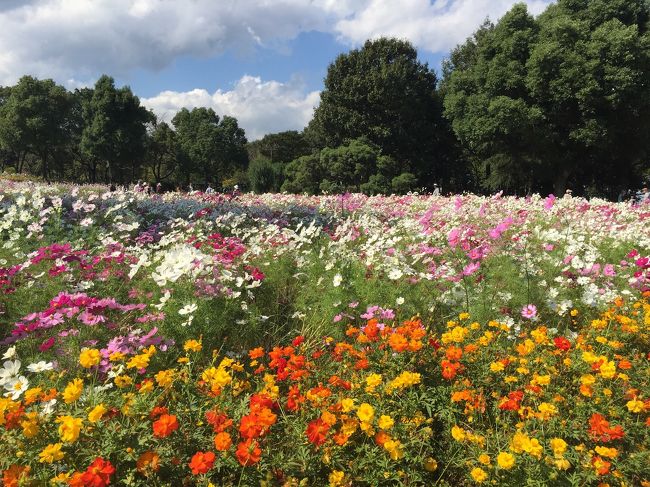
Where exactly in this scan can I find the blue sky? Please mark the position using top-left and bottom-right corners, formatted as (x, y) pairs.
(0, 0), (553, 139)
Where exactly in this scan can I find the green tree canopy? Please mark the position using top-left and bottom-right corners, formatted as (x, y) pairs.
(80, 75), (154, 183)
(442, 0), (650, 195)
(307, 37), (453, 187)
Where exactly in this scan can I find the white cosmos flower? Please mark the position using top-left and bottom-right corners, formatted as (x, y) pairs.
(0, 360), (21, 385)
(2, 346), (16, 360)
(4, 375), (29, 400)
(178, 303), (198, 316)
(388, 268), (403, 280)
(41, 398), (57, 416)
(396, 297), (405, 305)
(332, 274), (343, 287)
(27, 361), (54, 373)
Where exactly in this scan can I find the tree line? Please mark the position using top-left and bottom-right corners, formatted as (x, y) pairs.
(1, 0), (649, 196)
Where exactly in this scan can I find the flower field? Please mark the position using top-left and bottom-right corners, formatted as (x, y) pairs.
(0, 181), (649, 486)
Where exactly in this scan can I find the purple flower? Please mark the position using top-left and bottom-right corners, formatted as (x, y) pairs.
(521, 304), (537, 319)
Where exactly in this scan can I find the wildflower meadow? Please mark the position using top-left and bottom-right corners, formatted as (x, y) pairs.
(0, 181), (648, 486)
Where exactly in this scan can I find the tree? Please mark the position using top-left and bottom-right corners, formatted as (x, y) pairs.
(246, 131), (311, 164)
(281, 154), (323, 194)
(307, 38), (453, 187)
(144, 121), (179, 183)
(319, 138), (378, 192)
(442, 1), (650, 195)
(0, 76), (71, 178)
(80, 75), (154, 183)
(172, 108), (248, 186)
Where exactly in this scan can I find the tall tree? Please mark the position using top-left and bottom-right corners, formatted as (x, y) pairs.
(307, 37), (452, 187)
(172, 107), (248, 186)
(0, 76), (71, 178)
(443, 0), (650, 195)
(80, 75), (153, 183)
(144, 121), (179, 183)
(246, 131), (311, 164)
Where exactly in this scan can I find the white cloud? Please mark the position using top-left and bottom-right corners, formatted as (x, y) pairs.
(0, 1), (554, 86)
(334, 0), (553, 53)
(141, 75), (320, 140)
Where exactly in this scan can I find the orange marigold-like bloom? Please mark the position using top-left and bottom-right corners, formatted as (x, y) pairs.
(239, 414), (264, 439)
(388, 333), (409, 352)
(235, 439), (262, 466)
(214, 432), (232, 451)
(205, 410), (233, 433)
(441, 359), (461, 380)
(79, 457), (115, 487)
(152, 414), (178, 438)
(306, 418), (330, 446)
(248, 347), (265, 359)
(189, 451), (215, 475)
(445, 346), (463, 361)
(2, 464), (30, 487)
(136, 451), (160, 474)
(588, 413), (625, 442)
(591, 455), (611, 475)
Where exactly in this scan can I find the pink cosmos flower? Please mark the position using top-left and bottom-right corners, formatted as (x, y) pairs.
(521, 304), (537, 319)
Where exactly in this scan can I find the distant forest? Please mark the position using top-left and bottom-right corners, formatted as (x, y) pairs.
(1, 0), (649, 197)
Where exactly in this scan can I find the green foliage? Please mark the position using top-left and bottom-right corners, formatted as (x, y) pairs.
(248, 157), (276, 193)
(442, 0), (650, 196)
(172, 107), (248, 187)
(308, 37), (455, 189)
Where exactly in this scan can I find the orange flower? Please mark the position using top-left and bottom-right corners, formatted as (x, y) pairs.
(189, 451), (215, 475)
(235, 439), (262, 466)
(136, 451), (160, 474)
(205, 410), (233, 433)
(2, 465), (30, 487)
(248, 347), (264, 360)
(445, 346), (463, 361)
(588, 413), (625, 443)
(152, 414), (178, 438)
(79, 457), (115, 487)
(239, 414), (263, 439)
(306, 418), (330, 446)
(592, 455), (611, 475)
(214, 432), (232, 451)
(388, 333), (409, 352)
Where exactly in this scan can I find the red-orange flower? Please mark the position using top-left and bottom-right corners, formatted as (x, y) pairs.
(388, 333), (409, 352)
(152, 414), (178, 438)
(235, 439), (262, 466)
(239, 414), (264, 439)
(248, 347), (265, 359)
(306, 418), (330, 446)
(441, 359), (461, 380)
(591, 455), (611, 475)
(205, 410), (233, 433)
(189, 451), (215, 475)
(214, 432), (233, 451)
(79, 457), (115, 487)
(588, 413), (625, 442)
(2, 465), (29, 487)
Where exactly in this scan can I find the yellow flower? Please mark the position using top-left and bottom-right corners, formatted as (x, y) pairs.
(357, 403), (375, 423)
(365, 373), (382, 392)
(79, 348), (101, 368)
(39, 443), (64, 463)
(341, 398), (356, 412)
(114, 375), (133, 388)
(62, 378), (83, 403)
(581, 374), (596, 386)
(139, 380), (154, 394)
(424, 457), (438, 472)
(532, 374), (551, 386)
(127, 353), (151, 370)
(626, 399), (645, 413)
(88, 404), (107, 423)
(322, 410), (337, 426)
(595, 446), (618, 458)
(378, 415), (394, 430)
(202, 366), (232, 389)
(549, 438), (567, 457)
(490, 361), (505, 372)
(109, 351), (125, 362)
(183, 339), (202, 352)
(24, 386), (43, 403)
(470, 467), (488, 483)
(329, 470), (346, 486)
(458, 312), (470, 320)
(56, 415), (82, 443)
(155, 369), (174, 388)
(478, 454), (490, 465)
(497, 452), (515, 469)
(20, 412), (39, 438)
(537, 402), (557, 420)
(554, 458), (571, 470)
(383, 439), (404, 460)
(599, 360), (617, 379)
(451, 425), (466, 442)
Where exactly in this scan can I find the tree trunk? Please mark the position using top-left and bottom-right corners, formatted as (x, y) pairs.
(553, 168), (570, 196)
